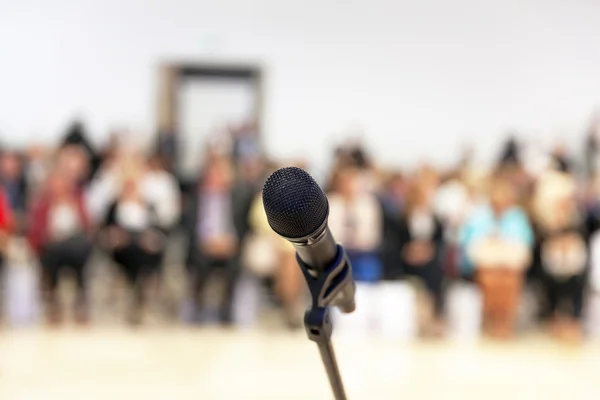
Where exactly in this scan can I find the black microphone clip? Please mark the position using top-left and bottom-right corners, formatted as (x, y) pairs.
(299, 244), (356, 341)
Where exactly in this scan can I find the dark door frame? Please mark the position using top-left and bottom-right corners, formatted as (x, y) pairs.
(156, 62), (264, 170)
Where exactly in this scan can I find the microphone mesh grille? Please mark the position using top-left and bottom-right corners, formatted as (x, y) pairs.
(262, 167), (328, 238)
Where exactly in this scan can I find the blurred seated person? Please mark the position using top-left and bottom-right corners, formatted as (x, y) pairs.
(380, 172), (407, 280)
(102, 178), (168, 325)
(434, 168), (487, 277)
(86, 135), (146, 222)
(459, 175), (533, 338)
(245, 191), (304, 328)
(0, 150), (26, 229)
(0, 150), (26, 211)
(183, 156), (254, 325)
(28, 171), (93, 325)
(379, 172), (406, 215)
(0, 184), (15, 271)
(532, 167), (587, 342)
(502, 162), (532, 204)
(86, 141), (180, 232)
(328, 167), (382, 282)
(397, 181), (445, 336)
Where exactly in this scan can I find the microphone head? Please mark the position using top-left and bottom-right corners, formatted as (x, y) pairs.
(262, 166), (328, 239)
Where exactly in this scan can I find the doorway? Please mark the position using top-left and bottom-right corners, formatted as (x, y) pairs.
(156, 63), (264, 183)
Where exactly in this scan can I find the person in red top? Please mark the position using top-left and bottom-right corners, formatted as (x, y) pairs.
(0, 186), (15, 266)
(28, 171), (92, 325)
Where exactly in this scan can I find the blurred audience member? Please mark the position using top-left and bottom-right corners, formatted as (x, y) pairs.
(502, 163), (532, 205)
(532, 167), (586, 342)
(0, 151), (27, 219)
(328, 167), (382, 282)
(398, 181), (445, 336)
(102, 178), (168, 325)
(246, 191), (304, 328)
(380, 172), (406, 215)
(0, 183), (15, 321)
(434, 170), (470, 237)
(57, 145), (91, 188)
(28, 172), (93, 325)
(183, 157), (254, 325)
(86, 137), (147, 224)
(0, 183), (15, 263)
(238, 157), (266, 191)
(435, 168), (487, 277)
(380, 173), (407, 280)
(459, 175), (533, 338)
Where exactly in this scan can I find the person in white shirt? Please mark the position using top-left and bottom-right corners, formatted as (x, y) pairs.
(87, 149), (180, 233)
(532, 167), (587, 343)
(89, 147), (181, 324)
(327, 167), (383, 282)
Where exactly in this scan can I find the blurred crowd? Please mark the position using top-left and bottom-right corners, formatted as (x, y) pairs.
(2, 115), (600, 343)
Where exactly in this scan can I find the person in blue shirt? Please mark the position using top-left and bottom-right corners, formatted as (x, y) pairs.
(459, 175), (534, 338)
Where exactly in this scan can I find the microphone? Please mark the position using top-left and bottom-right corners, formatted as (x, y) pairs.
(262, 166), (356, 313)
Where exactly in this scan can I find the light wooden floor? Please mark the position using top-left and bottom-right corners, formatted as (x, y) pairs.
(0, 327), (599, 400)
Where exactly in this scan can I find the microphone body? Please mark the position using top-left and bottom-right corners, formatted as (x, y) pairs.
(262, 167), (356, 313)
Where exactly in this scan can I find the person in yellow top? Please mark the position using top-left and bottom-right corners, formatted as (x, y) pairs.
(245, 193), (304, 328)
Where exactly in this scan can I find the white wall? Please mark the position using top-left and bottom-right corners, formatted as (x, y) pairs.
(1, 0), (600, 172)
(178, 79), (256, 177)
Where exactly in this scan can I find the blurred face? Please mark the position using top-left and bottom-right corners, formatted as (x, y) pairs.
(0, 153), (21, 180)
(554, 197), (574, 224)
(416, 165), (440, 198)
(203, 161), (232, 191)
(490, 181), (515, 213)
(58, 146), (89, 182)
(47, 173), (72, 198)
(148, 156), (164, 171)
(412, 187), (430, 210)
(239, 159), (262, 183)
(405, 182), (431, 215)
(553, 141), (567, 156)
(389, 177), (405, 199)
(337, 171), (359, 198)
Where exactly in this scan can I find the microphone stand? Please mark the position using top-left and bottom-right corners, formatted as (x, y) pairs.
(305, 308), (347, 400)
(297, 245), (355, 400)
